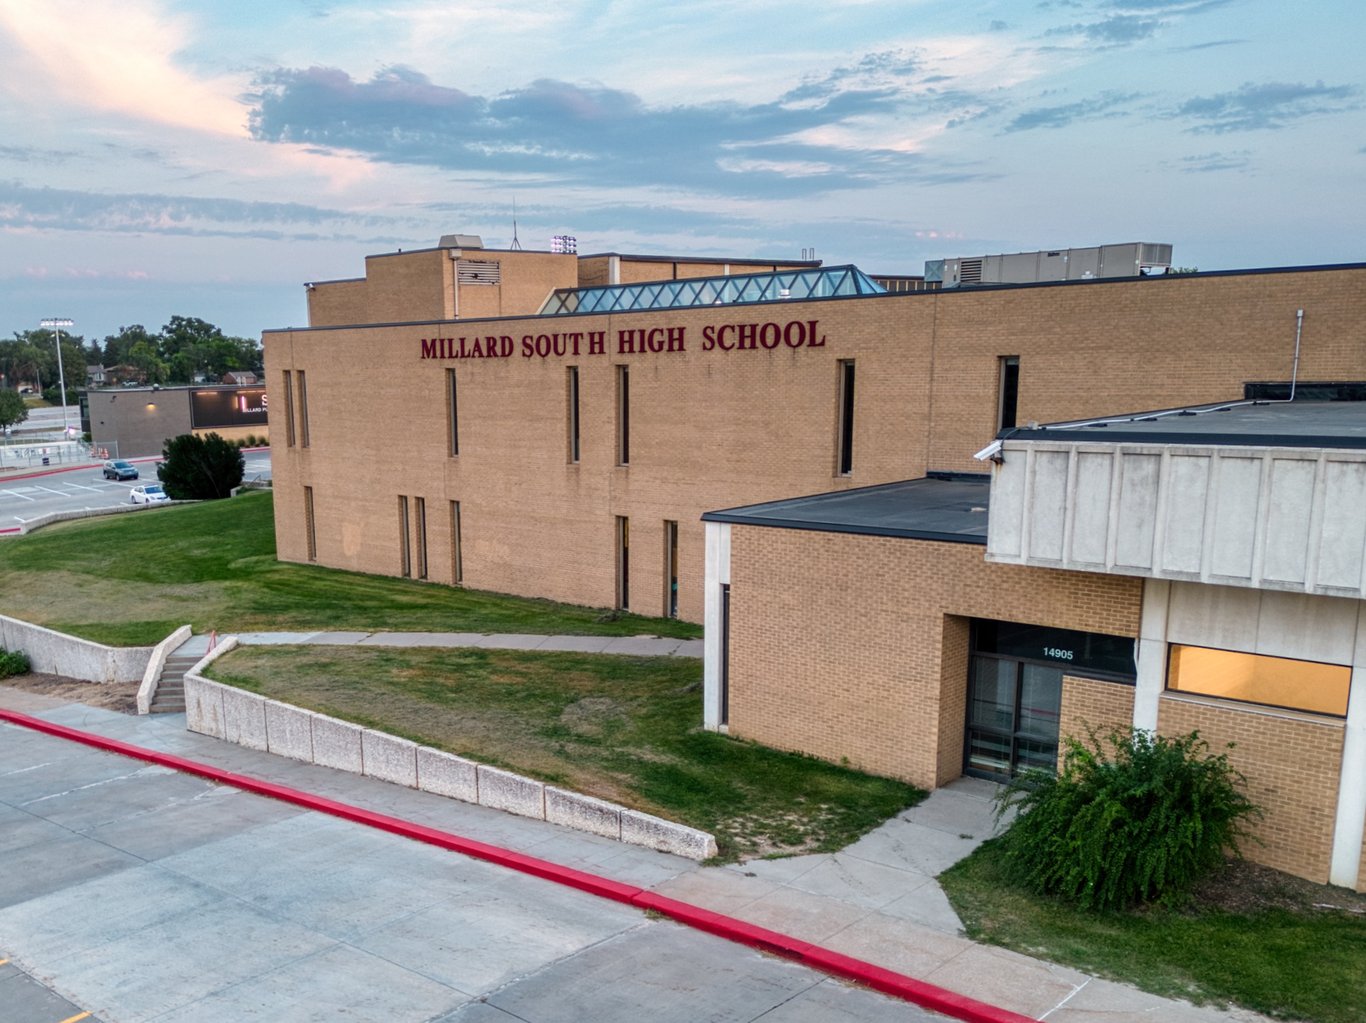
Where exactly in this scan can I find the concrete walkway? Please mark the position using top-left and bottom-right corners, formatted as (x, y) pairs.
(10, 629), (1275, 1022)
(179, 631), (704, 658)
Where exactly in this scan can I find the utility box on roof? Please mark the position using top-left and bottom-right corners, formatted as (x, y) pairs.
(928, 242), (1173, 287)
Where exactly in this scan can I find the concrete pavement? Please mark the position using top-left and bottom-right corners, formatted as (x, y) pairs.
(0, 681), (1274, 1023)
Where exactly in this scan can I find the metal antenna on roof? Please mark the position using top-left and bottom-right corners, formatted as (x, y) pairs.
(510, 198), (522, 250)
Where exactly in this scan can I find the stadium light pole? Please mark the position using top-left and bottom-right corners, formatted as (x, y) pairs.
(39, 317), (74, 440)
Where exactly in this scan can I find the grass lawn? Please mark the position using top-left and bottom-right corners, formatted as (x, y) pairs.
(941, 840), (1366, 1023)
(206, 643), (923, 861)
(0, 492), (699, 645)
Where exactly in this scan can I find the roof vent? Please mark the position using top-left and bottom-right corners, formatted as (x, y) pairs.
(439, 234), (484, 249)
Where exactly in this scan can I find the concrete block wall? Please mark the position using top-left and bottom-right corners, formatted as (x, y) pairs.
(182, 670), (717, 860)
(0, 612), (154, 683)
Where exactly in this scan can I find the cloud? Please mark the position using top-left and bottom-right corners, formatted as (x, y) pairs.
(1175, 80), (1359, 132)
(1002, 91), (1142, 132)
(1176, 150), (1252, 172)
(1046, 15), (1163, 45)
(245, 63), (960, 197)
(0, 144), (83, 163)
(0, 180), (409, 243)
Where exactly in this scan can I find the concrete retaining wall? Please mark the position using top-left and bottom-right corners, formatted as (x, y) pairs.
(0, 612), (154, 683)
(183, 666), (717, 860)
(0, 503), (150, 538)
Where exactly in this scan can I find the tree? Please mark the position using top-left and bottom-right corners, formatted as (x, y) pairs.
(0, 389), (27, 433)
(157, 433), (245, 500)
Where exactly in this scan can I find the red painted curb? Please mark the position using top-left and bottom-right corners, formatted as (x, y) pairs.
(0, 708), (1036, 1023)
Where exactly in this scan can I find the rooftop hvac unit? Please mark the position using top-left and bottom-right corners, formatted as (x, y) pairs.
(438, 234), (484, 249)
(929, 242), (1173, 287)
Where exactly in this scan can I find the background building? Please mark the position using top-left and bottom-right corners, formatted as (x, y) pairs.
(264, 238), (1366, 888)
(84, 384), (269, 458)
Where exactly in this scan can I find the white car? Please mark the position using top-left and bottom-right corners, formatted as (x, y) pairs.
(130, 484), (170, 505)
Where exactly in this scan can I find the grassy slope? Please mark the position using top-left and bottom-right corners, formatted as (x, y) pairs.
(0, 493), (699, 644)
(209, 643), (923, 861)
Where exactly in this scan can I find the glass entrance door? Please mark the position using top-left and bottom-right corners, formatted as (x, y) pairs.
(965, 656), (1063, 779)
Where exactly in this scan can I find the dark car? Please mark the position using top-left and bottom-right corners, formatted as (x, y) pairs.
(103, 459), (139, 481)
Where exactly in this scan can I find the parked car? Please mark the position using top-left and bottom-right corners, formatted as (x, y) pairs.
(103, 459), (139, 480)
(129, 484), (169, 504)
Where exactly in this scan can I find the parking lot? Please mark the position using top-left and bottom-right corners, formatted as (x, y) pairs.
(0, 453), (271, 531)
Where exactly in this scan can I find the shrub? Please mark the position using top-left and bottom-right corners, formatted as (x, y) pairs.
(157, 432), (245, 500)
(0, 647), (31, 678)
(994, 727), (1259, 912)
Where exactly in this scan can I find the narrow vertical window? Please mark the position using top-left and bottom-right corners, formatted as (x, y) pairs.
(998, 356), (1020, 431)
(414, 497), (428, 580)
(616, 364), (630, 466)
(446, 368), (459, 457)
(297, 369), (310, 448)
(282, 370), (296, 447)
(720, 583), (731, 727)
(836, 360), (855, 476)
(616, 515), (630, 610)
(664, 520), (679, 618)
(303, 485), (316, 561)
(567, 366), (581, 463)
(398, 495), (410, 577)
(450, 500), (463, 583)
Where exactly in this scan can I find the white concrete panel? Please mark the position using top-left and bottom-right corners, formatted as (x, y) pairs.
(703, 521), (730, 731)
(361, 730), (419, 788)
(1208, 456), (1263, 580)
(1166, 582), (1260, 652)
(416, 747), (479, 802)
(1027, 450), (1069, 561)
(1317, 459), (1366, 591)
(1158, 454), (1210, 575)
(1114, 453), (1160, 570)
(1330, 604), (1366, 886)
(1262, 457), (1316, 585)
(264, 700), (315, 763)
(545, 787), (621, 840)
(221, 687), (268, 751)
(986, 452), (1026, 558)
(1069, 451), (1113, 566)
(1254, 590), (1358, 664)
(477, 765), (545, 818)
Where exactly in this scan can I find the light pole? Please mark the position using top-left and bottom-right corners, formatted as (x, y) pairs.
(39, 317), (74, 440)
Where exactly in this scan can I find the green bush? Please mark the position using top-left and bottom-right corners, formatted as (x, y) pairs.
(995, 727), (1259, 912)
(0, 647), (31, 678)
(157, 432), (245, 500)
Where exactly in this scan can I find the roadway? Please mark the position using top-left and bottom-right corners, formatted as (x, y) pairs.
(0, 451), (272, 532)
(0, 703), (935, 1023)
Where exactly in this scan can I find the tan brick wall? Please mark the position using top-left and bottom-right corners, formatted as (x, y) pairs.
(267, 265), (1366, 621)
(1157, 695), (1345, 883)
(454, 251), (578, 319)
(725, 529), (1142, 787)
(925, 269), (1366, 472)
(307, 249), (577, 326)
(1057, 675), (1136, 763)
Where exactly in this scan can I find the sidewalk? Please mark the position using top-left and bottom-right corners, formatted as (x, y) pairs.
(0, 682), (1274, 1023)
(198, 630), (705, 658)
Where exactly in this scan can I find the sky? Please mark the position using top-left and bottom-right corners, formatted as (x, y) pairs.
(1, 0), (1363, 345)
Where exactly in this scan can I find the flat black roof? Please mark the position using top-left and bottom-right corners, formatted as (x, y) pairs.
(1005, 399), (1366, 449)
(702, 474), (989, 543)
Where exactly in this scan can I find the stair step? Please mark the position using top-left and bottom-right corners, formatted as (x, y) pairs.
(149, 703), (186, 714)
